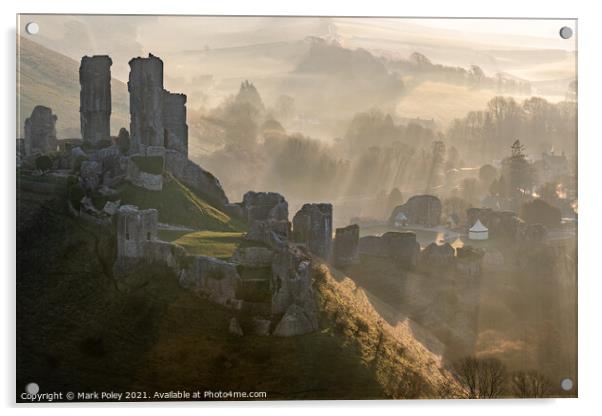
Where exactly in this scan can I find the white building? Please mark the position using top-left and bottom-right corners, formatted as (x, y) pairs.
(468, 219), (489, 240)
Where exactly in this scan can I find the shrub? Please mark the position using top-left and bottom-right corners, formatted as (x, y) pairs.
(520, 198), (561, 228)
(35, 154), (53, 172)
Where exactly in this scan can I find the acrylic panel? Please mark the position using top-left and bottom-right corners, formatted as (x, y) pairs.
(16, 15), (577, 402)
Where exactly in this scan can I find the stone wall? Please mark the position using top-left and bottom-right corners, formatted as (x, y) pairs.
(115, 205), (159, 259)
(241, 191), (289, 249)
(292, 203), (333, 259)
(179, 255), (242, 308)
(389, 195), (441, 227)
(358, 231), (420, 270)
(80, 55), (112, 145)
(24, 106), (58, 155)
(333, 224), (359, 268)
(162, 91), (188, 156)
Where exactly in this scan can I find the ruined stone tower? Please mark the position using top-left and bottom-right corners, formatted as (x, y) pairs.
(128, 54), (165, 153)
(162, 91), (188, 156)
(24, 105), (58, 155)
(292, 203), (333, 259)
(79, 55), (112, 145)
(115, 205), (159, 259)
(128, 54), (188, 156)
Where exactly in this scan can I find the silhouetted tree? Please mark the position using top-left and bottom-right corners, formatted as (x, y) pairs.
(453, 356), (507, 398)
(511, 370), (552, 398)
(35, 154), (53, 173)
(520, 198), (562, 228)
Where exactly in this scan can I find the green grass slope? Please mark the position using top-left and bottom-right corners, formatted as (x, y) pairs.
(117, 174), (245, 232)
(17, 36), (129, 138)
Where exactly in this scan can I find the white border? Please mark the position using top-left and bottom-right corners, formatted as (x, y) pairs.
(2, 1), (601, 415)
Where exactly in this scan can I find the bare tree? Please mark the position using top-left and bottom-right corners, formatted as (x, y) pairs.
(453, 356), (507, 398)
(511, 370), (552, 398)
(477, 357), (507, 398)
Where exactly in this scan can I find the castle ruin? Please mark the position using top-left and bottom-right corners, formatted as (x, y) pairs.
(79, 55), (112, 145)
(292, 203), (333, 259)
(24, 105), (58, 155)
(128, 54), (188, 156)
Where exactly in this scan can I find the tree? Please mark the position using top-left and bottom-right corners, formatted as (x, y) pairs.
(35, 154), (53, 173)
(511, 370), (552, 398)
(453, 356), (507, 398)
(386, 188), (403, 214)
(520, 198), (561, 228)
(479, 164), (498, 185)
(502, 140), (534, 196)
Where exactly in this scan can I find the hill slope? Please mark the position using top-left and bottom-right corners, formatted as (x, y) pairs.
(17, 36), (129, 138)
(17, 185), (459, 401)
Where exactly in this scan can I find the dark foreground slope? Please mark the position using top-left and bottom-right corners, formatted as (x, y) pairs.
(17, 186), (458, 401)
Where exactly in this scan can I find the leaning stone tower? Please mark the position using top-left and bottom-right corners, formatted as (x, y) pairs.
(79, 55), (112, 145)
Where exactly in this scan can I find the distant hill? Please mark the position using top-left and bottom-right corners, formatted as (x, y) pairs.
(17, 36), (129, 138)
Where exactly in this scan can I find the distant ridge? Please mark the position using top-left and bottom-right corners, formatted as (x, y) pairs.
(17, 36), (129, 138)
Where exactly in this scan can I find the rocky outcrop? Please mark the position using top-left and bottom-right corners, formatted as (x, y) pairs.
(358, 231), (420, 270)
(333, 224), (359, 268)
(80, 55), (112, 145)
(24, 105), (58, 155)
(292, 203), (333, 259)
(273, 304), (318, 337)
(389, 195), (441, 227)
(270, 246), (318, 336)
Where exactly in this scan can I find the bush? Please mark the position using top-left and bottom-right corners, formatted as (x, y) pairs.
(520, 198), (561, 228)
(35, 154), (53, 172)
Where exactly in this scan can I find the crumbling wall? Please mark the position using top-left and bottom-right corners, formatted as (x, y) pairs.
(241, 191), (289, 249)
(80, 55), (112, 145)
(292, 203), (333, 259)
(115, 205), (159, 259)
(179, 255), (242, 308)
(24, 106), (58, 155)
(358, 231), (420, 270)
(333, 224), (359, 268)
(162, 91), (188, 156)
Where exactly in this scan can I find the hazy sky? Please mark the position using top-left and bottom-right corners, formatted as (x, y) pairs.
(18, 15), (576, 81)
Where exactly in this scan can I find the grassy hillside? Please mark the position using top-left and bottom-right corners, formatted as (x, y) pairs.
(170, 230), (244, 259)
(117, 174), (245, 232)
(17, 36), (129, 138)
(17, 184), (459, 401)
